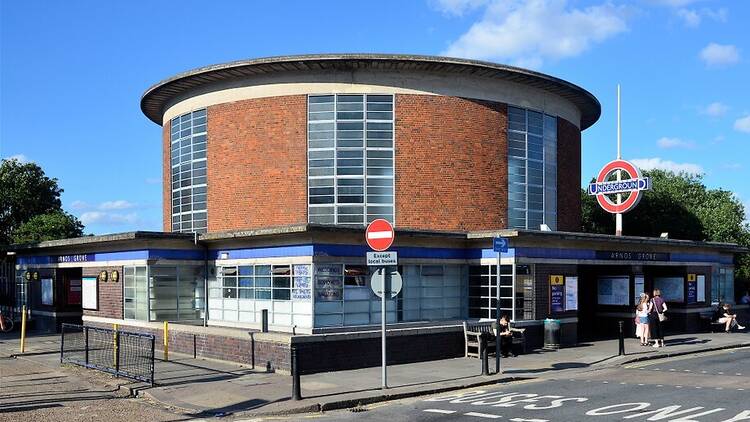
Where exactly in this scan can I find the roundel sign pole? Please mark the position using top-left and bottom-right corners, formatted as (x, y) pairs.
(588, 159), (651, 235)
(365, 218), (397, 389)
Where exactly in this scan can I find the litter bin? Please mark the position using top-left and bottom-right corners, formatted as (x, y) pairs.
(543, 318), (561, 350)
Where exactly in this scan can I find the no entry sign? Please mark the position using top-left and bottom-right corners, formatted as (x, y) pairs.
(366, 219), (394, 251)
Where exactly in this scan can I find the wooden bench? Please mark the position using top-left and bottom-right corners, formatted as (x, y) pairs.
(463, 321), (526, 358)
(699, 312), (725, 332)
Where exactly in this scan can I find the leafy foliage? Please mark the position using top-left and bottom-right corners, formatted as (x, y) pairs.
(0, 158), (84, 245)
(12, 211), (84, 244)
(582, 169), (750, 287)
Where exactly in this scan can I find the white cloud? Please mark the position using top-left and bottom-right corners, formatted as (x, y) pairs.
(676, 8), (700, 27)
(734, 115), (750, 133)
(631, 157), (704, 175)
(675, 7), (727, 27)
(70, 200), (90, 210)
(648, 0), (702, 6)
(145, 177), (161, 185)
(701, 102), (729, 117)
(656, 137), (695, 149)
(430, 0), (488, 16)
(721, 162), (742, 170)
(98, 200), (136, 210)
(71, 199), (138, 211)
(441, 0), (629, 68)
(703, 7), (728, 23)
(699, 43), (740, 67)
(3, 154), (30, 163)
(79, 211), (139, 226)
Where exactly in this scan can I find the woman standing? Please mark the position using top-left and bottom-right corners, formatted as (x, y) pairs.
(636, 294), (652, 346)
(649, 289), (667, 348)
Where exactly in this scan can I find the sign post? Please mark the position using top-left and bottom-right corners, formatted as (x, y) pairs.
(366, 219), (396, 389)
(493, 237), (508, 374)
(586, 86), (651, 236)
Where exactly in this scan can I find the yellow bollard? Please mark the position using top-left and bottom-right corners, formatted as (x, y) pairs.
(163, 321), (169, 361)
(113, 324), (119, 368)
(20, 305), (27, 353)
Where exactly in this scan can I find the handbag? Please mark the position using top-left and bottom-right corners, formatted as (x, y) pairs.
(658, 312), (667, 322)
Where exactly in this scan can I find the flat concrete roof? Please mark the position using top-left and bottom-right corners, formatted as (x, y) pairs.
(141, 53), (601, 129)
(8, 226), (745, 254)
(8, 231), (197, 251)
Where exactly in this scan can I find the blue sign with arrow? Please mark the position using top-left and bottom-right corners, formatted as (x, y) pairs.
(493, 237), (508, 253)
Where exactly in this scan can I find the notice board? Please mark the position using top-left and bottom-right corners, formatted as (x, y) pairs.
(598, 276), (630, 305)
(82, 277), (98, 310)
(565, 276), (578, 311)
(550, 275), (565, 313)
(654, 277), (684, 302)
(41, 278), (54, 306)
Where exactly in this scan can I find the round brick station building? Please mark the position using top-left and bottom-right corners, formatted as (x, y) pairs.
(5, 55), (743, 374)
(141, 54), (599, 235)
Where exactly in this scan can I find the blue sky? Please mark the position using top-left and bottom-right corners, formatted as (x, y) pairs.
(1, 0), (748, 234)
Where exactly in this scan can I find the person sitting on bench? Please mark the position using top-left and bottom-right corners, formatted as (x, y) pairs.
(718, 303), (746, 332)
(494, 315), (514, 357)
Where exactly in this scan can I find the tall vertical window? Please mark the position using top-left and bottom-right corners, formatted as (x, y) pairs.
(123, 266), (148, 320)
(170, 109), (207, 233)
(507, 106), (557, 230)
(307, 94), (394, 226)
(468, 264), (530, 320)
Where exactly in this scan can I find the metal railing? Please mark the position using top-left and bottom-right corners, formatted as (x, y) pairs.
(61, 323), (155, 385)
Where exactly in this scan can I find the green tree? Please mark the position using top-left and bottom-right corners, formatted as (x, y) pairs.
(0, 158), (84, 245)
(582, 169), (750, 287)
(12, 211), (84, 244)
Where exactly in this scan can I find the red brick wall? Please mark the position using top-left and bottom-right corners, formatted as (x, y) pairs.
(557, 118), (582, 232)
(395, 95), (508, 231)
(82, 267), (123, 319)
(159, 94), (584, 234)
(206, 95), (308, 232)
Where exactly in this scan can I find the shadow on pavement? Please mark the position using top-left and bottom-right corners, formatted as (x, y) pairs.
(664, 337), (711, 346)
(189, 398), (279, 418)
(0, 403), (64, 413)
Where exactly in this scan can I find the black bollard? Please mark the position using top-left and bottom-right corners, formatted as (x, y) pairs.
(291, 345), (302, 400)
(480, 333), (489, 376)
(261, 309), (269, 333)
(618, 320), (625, 356)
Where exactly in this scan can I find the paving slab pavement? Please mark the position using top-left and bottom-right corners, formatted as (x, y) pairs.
(2, 330), (748, 418)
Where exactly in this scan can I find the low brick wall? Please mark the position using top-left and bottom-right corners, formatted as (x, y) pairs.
(83, 319), (477, 375)
(293, 330), (465, 375)
(81, 319), (589, 375)
(84, 321), (291, 373)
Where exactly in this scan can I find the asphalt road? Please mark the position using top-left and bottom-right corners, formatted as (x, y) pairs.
(315, 347), (750, 422)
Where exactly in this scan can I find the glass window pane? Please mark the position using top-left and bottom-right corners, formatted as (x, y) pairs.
(308, 94), (393, 227)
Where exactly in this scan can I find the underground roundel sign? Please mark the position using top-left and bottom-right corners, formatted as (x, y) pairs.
(366, 219), (394, 251)
(588, 159), (651, 214)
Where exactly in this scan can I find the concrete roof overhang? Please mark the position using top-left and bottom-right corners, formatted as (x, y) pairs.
(7, 226), (745, 256)
(141, 53), (602, 129)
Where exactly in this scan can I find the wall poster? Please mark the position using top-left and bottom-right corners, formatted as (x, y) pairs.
(597, 276), (630, 305)
(565, 276), (578, 311)
(697, 275), (706, 302)
(653, 277), (685, 302)
(634, 275), (645, 304)
(82, 277), (98, 310)
(550, 275), (565, 313)
(41, 278), (54, 306)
